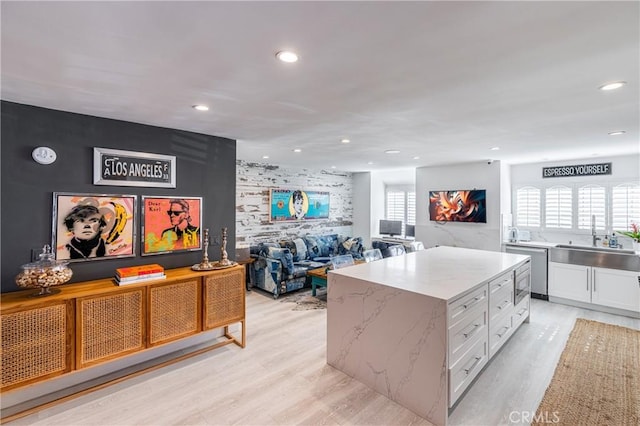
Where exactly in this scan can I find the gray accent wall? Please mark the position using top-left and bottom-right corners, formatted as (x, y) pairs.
(1, 101), (236, 293)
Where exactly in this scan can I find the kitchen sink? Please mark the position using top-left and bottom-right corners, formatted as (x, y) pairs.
(551, 245), (640, 272)
(554, 244), (635, 255)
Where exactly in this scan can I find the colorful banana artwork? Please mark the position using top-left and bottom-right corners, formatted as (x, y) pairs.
(53, 193), (136, 261)
(105, 202), (128, 244)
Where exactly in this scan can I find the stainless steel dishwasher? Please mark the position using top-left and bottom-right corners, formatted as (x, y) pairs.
(505, 244), (549, 300)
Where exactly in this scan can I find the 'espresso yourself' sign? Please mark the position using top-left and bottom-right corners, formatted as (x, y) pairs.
(93, 147), (176, 188)
(542, 162), (612, 178)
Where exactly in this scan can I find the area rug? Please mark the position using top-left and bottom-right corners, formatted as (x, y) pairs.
(533, 318), (640, 425)
(279, 289), (327, 311)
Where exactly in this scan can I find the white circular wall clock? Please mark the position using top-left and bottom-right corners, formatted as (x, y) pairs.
(32, 146), (57, 165)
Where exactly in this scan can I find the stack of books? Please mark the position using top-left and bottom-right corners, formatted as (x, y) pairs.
(115, 264), (166, 285)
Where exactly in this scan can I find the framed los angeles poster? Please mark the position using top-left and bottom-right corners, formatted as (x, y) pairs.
(269, 189), (330, 222)
(141, 196), (202, 256)
(52, 193), (137, 261)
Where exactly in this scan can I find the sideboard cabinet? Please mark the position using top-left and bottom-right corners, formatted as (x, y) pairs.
(1, 266), (245, 392)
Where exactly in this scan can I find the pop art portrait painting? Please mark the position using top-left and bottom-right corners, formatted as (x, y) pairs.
(142, 196), (202, 255)
(53, 193), (136, 261)
(269, 189), (330, 222)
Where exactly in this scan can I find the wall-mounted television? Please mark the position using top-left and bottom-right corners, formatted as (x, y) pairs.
(428, 190), (487, 223)
(379, 219), (402, 236)
(405, 224), (415, 238)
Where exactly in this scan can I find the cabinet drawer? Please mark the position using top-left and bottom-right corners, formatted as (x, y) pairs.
(449, 336), (488, 407)
(489, 311), (513, 358)
(512, 295), (530, 330)
(448, 285), (488, 327)
(489, 271), (513, 293)
(449, 302), (488, 366)
(489, 283), (514, 323)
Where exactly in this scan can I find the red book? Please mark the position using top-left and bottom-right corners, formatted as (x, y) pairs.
(116, 264), (164, 278)
(115, 273), (166, 285)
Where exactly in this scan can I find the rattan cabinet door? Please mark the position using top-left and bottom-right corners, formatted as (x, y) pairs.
(1, 301), (73, 390)
(148, 279), (201, 346)
(76, 288), (145, 368)
(203, 268), (245, 330)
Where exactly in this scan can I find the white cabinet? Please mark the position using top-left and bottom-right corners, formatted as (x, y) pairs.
(549, 261), (640, 313)
(548, 262), (590, 303)
(592, 267), (640, 312)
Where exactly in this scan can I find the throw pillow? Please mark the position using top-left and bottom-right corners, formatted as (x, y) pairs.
(304, 236), (320, 259)
(318, 234), (339, 256)
(279, 240), (298, 261)
(293, 238), (308, 261)
(256, 242), (279, 257)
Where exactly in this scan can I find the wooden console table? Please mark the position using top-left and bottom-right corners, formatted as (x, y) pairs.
(1, 265), (245, 419)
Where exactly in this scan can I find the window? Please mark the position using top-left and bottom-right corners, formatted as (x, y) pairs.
(385, 186), (416, 235)
(612, 183), (640, 231)
(545, 186), (572, 229)
(407, 192), (416, 225)
(515, 186), (540, 227)
(577, 185), (605, 230)
(514, 179), (639, 233)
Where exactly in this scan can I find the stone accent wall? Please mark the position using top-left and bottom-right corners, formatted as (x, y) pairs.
(236, 160), (353, 244)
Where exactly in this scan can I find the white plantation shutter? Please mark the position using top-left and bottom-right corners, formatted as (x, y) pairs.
(385, 187), (416, 236)
(515, 186), (541, 227)
(386, 191), (405, 222)
(407, 192), (416, 225)
(612, 183), (640, 231)
(545, 186), (572, 229)
(578, 185), (605, 230)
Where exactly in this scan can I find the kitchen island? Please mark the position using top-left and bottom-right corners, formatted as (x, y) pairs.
(327, 246), (530, 426)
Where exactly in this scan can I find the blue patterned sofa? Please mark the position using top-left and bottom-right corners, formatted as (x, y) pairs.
(250, 234), (364, 299)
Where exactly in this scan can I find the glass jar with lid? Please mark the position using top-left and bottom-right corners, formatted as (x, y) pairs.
(15, 245), (73, 297)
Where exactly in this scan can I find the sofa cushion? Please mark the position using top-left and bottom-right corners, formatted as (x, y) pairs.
(267, 246), (294, 275)
(293, 238), (308, 261)
(291, 265), (308, 279)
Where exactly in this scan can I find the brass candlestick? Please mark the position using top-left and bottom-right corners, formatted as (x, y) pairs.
(192, 227), (237, 270)
(215, 227), (236, 267)
(192, 228), (215, 270)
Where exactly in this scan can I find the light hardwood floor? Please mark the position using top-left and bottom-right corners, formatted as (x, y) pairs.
(6, 290), (640, 426)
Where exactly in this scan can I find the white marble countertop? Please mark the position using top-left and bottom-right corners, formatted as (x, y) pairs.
(330, 246), (529, 302)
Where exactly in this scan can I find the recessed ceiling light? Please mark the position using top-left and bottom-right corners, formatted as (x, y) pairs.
(262, 155), (269, 159)
(599, 81), (627, 91)
(491, 146), (500, 151)
(341, 139), (350, 144)
(385, 150), (400, 154)
(367, 161), (374, 165)
(276, 51), (298, 63)
(192, 104), (209, 111)
(293, 148), (302, 153)
(608, 130), (626, 136)
(413, 156), (420, 160)
(331, 166), (336, 169)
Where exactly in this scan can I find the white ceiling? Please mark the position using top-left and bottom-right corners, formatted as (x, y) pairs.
(2, 1), (638, 173)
